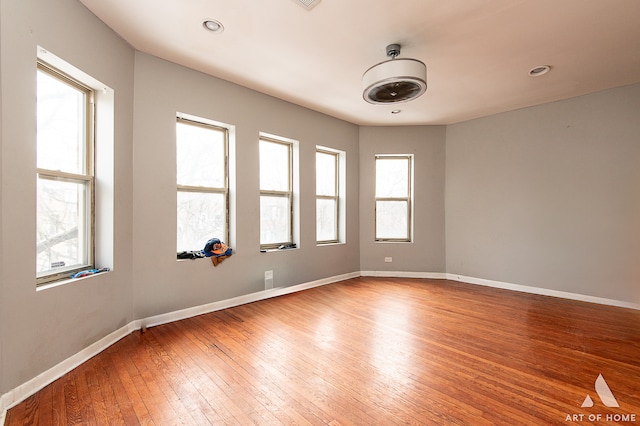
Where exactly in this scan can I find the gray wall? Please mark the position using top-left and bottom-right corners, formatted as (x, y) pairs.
(0, 4), (4, 397)
(446, 84), (640, 304)
(0, 0), (361, 394)
(359, 126), (446, 273)
(131, 52), (361, 320)
(0, 0), (135, 392)
(1, 0), (639, 403)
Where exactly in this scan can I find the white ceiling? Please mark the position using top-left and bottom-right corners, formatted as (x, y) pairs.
(79, 0), (640, 126)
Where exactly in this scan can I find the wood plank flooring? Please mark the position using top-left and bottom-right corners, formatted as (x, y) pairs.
(5, 277), (640, 425)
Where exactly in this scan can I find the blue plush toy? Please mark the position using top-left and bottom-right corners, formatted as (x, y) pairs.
(203, 238), (232, 266)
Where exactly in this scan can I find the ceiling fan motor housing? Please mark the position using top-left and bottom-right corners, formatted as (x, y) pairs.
(362, 58), (427, 104)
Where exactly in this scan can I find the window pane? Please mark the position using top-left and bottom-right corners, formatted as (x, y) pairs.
(177, 122), (225, 187)
(177, 191), (226, 252)
(260, 195), (291, 245)
(376, 157), (409, 197)
(37, 177), (89, 275)
(376, 200), (408, 240)
(316, 198), (337, 242)
(316, 151), (336, 196)
(260, 140), (290, 191)
(37, 70), (86, 174)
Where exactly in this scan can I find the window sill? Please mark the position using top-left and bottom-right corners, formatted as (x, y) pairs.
(36, 270), (112, 292)
(176, 257), (208, 262)
(316, 241), (345, 247)
(260, 246), (298, 253)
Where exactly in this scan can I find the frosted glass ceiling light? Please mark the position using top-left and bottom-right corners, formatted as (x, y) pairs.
(363, 43), (427, 104)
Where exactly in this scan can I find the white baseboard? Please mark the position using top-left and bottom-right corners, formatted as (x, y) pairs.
(360, 270), (639, 310)
(446, 273), (640, 311)
(143, 271), (360, 328)
(2, 269), (637, 423)
(0, 322), (140, 424)
(0, 271), (359, 420)
(360, 270), (447, 279)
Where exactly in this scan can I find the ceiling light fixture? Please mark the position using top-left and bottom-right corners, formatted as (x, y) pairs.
(202, 19), (224, 33)
(363, 43), (427, 104)
(528, 65), (551, 77)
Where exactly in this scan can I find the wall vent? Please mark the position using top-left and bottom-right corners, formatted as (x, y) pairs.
(265, 270), (274, 290)
(293, 0), (321, 10)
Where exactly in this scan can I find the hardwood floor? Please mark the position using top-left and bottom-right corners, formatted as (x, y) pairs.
(5, 277), (640, 425)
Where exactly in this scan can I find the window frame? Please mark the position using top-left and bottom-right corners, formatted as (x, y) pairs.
(176, 116), (230, 252)
(36, 61), (96, 284)
(374, 154), (413, 242)
(315, 148), (340, 244)
(259, 136), (294, 250)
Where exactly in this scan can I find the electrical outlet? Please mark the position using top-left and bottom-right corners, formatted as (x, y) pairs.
(384, 257), (393, 263)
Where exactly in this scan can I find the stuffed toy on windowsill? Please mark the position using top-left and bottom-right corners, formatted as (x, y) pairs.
(203, 238), (233, 267)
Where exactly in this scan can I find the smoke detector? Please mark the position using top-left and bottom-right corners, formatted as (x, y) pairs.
(362, 44), (427, 104)
(293, 0), (321, 10)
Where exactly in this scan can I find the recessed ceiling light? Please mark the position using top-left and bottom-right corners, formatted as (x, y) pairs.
(529, 65), (551, 77)
(202, 19), (224, 33)
(391, 109), (402, 114)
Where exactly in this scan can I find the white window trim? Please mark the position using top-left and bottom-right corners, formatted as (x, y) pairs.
(374, 154), (413, 243)
(259, 133), (299, 251)
(36, 61), (95, 284)
(36, 47), (114, 287)
(176, 115), (230, 251)
(316, 146), (346, 245)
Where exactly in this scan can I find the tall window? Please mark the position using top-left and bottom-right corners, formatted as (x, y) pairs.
(259, 137), (293, 249)
(176, 116), (229, 252)
(316, 148), (339, 244)
(375, 155), (413, 242)
(36, 62), (95, 283)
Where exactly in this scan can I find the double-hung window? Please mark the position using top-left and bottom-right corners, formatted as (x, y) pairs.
(375, 154), (413, 242)
(36, 62), (95, 283)
(259, 137), (293, 249)
(316, 148), (339, 244)
(176, 116), (229, 253)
